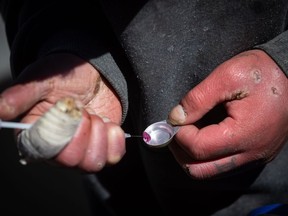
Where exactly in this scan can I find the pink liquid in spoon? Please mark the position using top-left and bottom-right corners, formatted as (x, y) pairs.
(143, 132), (151, 143)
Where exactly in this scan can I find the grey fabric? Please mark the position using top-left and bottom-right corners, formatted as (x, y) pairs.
(255, 31), (288, 77)
(1, 0), (288, 215)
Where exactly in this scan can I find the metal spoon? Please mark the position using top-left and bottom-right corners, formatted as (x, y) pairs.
(142, 120), (180, 148)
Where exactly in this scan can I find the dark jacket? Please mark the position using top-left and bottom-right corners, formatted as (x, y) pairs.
(1, 1), (288, 215)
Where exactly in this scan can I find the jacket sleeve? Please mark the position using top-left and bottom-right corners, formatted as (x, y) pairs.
(0, 0), (128, 122)
(255, 30), (288, 78)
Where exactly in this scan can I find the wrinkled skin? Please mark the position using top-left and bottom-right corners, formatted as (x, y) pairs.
(0, 53), (125, 172)
(168, 49), (288, 180)
(0, 50), (287, 178)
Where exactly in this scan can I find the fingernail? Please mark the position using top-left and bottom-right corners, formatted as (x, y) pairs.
(108, 154), (122, 164)
(168, 105), (187, 124)
(0, 96), (15, 116)
(101, 116), (111, 123)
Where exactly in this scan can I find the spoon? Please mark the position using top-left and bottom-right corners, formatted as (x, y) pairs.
(142, 120), (180, 148)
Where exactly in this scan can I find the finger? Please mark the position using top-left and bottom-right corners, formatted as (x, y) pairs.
(168, 78), (225, 125)
(184, 154), (241, 179)
(0, 82), (48, 120)
(78, 114), (109, 172)
(170, 141), (246, 179)
(173, 116), (241, 160)
(168, 62), (247, 125)
(55, 110), (91, 167)
(106, 122), (126, 165)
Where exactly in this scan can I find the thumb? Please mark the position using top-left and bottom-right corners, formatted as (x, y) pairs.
(0, 82), (47, 120)
(168, 65), (243, 125)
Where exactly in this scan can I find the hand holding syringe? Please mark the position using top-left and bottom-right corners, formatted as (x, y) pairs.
(0, 119), (178, 146)
(1, 109), (178, 168)
(0, 119), (137, 138)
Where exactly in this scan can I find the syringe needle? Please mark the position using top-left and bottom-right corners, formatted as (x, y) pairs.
(0, 119), (32, 130)
(125, 133), (142, 138)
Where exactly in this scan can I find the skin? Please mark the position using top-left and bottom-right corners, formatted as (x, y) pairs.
(168, 49), (288, 180)
(0, 53), (125, 172)
(0, 50), (287, 179)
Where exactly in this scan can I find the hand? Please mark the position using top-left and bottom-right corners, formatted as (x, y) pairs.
(168, 50), (288, 179)
(0, 53), (126, 172)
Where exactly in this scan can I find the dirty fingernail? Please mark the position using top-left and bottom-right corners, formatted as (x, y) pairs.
(168, 105), (187, 125)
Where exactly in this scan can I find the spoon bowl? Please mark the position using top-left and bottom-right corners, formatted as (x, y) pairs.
(142, 120), (179, 148)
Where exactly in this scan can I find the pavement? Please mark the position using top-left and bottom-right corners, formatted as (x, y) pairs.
(0, 18), (93, 216)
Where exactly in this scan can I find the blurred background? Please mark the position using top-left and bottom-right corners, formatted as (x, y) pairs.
(0, 17), (93, 216)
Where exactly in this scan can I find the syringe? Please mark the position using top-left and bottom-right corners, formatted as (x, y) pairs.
(0, 119), (142, 138)
(0, 119), (32, 130)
